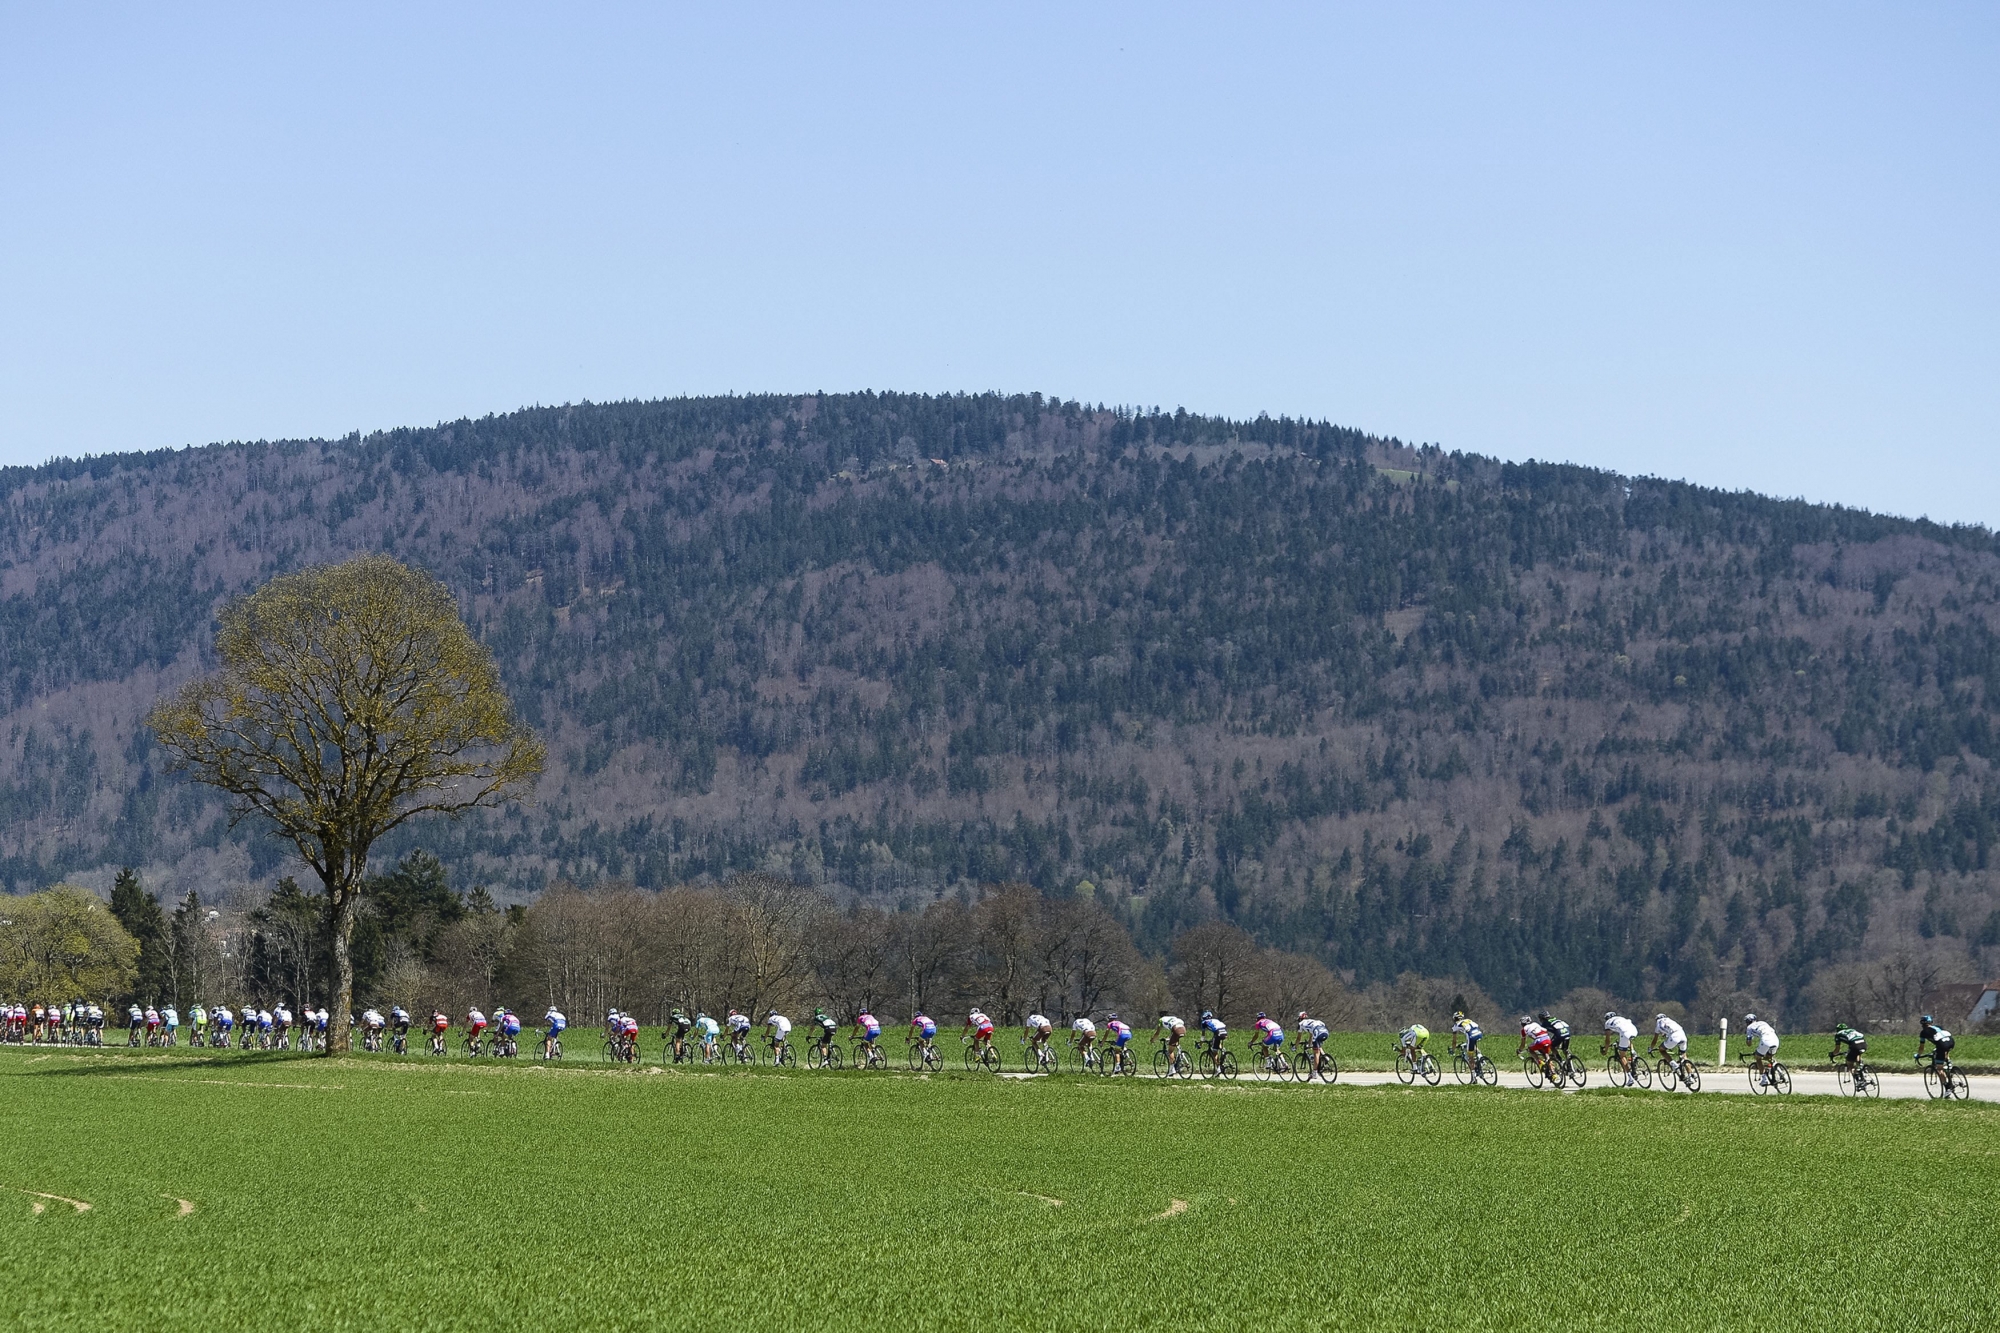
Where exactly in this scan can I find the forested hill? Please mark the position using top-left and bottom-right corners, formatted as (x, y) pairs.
(5, 391), (2000, 1014)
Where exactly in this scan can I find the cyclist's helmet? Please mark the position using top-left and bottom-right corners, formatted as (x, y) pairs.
(1536, 1011), (1552, 1024)
(1603, 1010), (1617, 1020)
(696, 1011), (707, 1021)
(1451, 1010), (1464, 1021)
(1200, 1010), (1213, 1020)
(1106, 1012), (1118, 1021)
(1299, 1011), (1309, 1021)
(1520, 1015), (1533, 1025)
(1256, 1012), (1266, 1020)
(1744, 1012), (1756, 1023)
(1921, 1013), (1933, 1024)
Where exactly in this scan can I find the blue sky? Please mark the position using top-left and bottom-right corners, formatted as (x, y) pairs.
(3, 7), (1995, 522)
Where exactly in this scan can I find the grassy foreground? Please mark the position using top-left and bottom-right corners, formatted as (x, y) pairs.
(5, 1046), (1996, 1332)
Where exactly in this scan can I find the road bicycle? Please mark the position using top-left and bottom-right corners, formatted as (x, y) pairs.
(361, 1028), (383, 1053)
(1450, 1041), (1497, 1087)
(807, 1039), (844, 1070)
(1151, 1040), (1193, 1079)
(1603, 1049), (1652, 1090)
(602, 1035), (638, 1064)
(540, 1035), (564, 1061)
(1100, 1042), (1139, 1076)
(1653, 1049), (1701, 1092)
(493, 1033), (519, 1059)
(852, 1041), (888, 1071)
(1021, 1036), (1060, 1075)
(1830, 1057), (1877, 1098)
(1198, 1041), (1239, 1081)
(462, 1033), (484, 1058)
(1521, 1050), (1561, 1089)
(1916, 1052), (1971, 1101)
(1741, 1053), (1792, 1095)
(392, 1029), (409, 1055)
(906, 1036), (942, 1072)
(960, 1035), (1001, 1073)
(1290, 1043), (1340, 1083)
(429, 1029), (448, 1056)
(766, 1039), (797, 1068)
(727, 1036), (756, 1065)
(1557, 1050), (1589, 1088)
(1252, 1042), (1291, 1078)
(1069, 1035), (1101, 1075)
(1395, 1045), (1441, 1086)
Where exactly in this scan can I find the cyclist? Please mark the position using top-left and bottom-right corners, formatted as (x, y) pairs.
(1158, 1011), (1188, 1067)
(312, 1006), (331, 1050)
(213, 1004), (233, 1048)
(1024, 1012), (1054, 1065)
(963, 1008), (996, 1060)
(499, 1007), (522, 1054)
(256, 1006), (275, 1049)
(1516, 1015), (1553, 1077)
(1450, 1010), (1483, 1067)
(726, 1008), (754, 1057)
(1071, 1014), (1097, 1066)
(1398, 1021), (1431, 1069)
(618, 1009), (641, 1058)
(1648, 1012), (1687, 1066)
(1742, 1012), (1780, 1082)
(543, 1006), (566, 1058)
(813, 1007), (841, 1062)
(360, 1007), (386, 1050)
(1830, 1021), (1867, 1088)
(694, 1011), (721, 1060)
(390, 1005), (411, 1053)
(1539, 1011), (1573, 1063)
(429, 1010), (450, 1054)
(1916, 1014), (1956, 1069)
(853, 1010), (884, 1063)
(277, 1003), (298, 1050)
(1252, 1012), (1284, 1065)
(908, 1010), (938, 1062)
(765, 1010), (793, 1060)
(1298, 1010), (1331, 1075)
(190, 1004), (208, 1046)
(1199, 1010), (1228, 1068)
(127, 1002), (144, 1045)
(465, 1006), (488, 1054)
(1601, 1011), (1639, 1077)
(668, 1008), (693, 1062)
(1105, 1012), (1134, 1071)
(161, 1006), (179, 1047)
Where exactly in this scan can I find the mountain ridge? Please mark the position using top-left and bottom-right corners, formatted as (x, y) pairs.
(4, 391), (1998, 1015)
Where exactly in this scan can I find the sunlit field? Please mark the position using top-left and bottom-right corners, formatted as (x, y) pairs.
(6, 1042), (1997, 1332)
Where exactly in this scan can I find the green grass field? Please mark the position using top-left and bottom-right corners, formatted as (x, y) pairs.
(6, 1044), (1996, 1332)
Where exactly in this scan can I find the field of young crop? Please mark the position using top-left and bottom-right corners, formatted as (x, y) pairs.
(6, 1044), (1996, 1332)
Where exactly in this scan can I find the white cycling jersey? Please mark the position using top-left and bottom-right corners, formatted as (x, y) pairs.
(1605, 1016), (1638, 1045)
(1026, 1014), (1051, 1031)
(1654, 1016), (1687, 1048)
(1299, 1018), (1329, 1040)
(1072, 1018), (1096, 1035)
(727, 1013), (752, 1033)
(767, 1015), (792, 1039)
(1745, 1020), (1778, 1054)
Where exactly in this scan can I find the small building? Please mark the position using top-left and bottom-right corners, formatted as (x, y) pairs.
(1918, 982), (2000, 1031)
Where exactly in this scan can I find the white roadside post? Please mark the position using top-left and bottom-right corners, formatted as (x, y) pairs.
(1719, 1018), (1728, 1074)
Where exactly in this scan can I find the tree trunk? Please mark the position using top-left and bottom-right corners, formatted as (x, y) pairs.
(328, 880), (362, 1054)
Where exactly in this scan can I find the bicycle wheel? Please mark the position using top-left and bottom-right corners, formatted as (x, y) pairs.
(1523, 1057), (1544, 1089)
(1748, 1064), (1768, 1095)
(1452, 1054), (1472, 1085)
(1681, 1062), (1701, 1093)
(1631, 1057), (1652, 1090)
(1565, 1056), (1588, 1089)
(1296, 1051), (1317, 1083)
(1218, 1051), (1238, 1081)
(1044, 1050), (1061, 1075)
(1770, 1063), (1791, 1095)
(1836, 1064), (1858, 1097)
(1950, 1070), (1971, 1101)
(1394, 1052), (1416, 1085)
(1152, 1048), (1171, 1078)
(1271, 1051), (1290, 1077)
(1923, 1065), (1942, 1099)
(1860, 1067), (1878, 1098)
(1419, 1054), (1440, 1086)
(1472, 1054), (1494, 1087)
